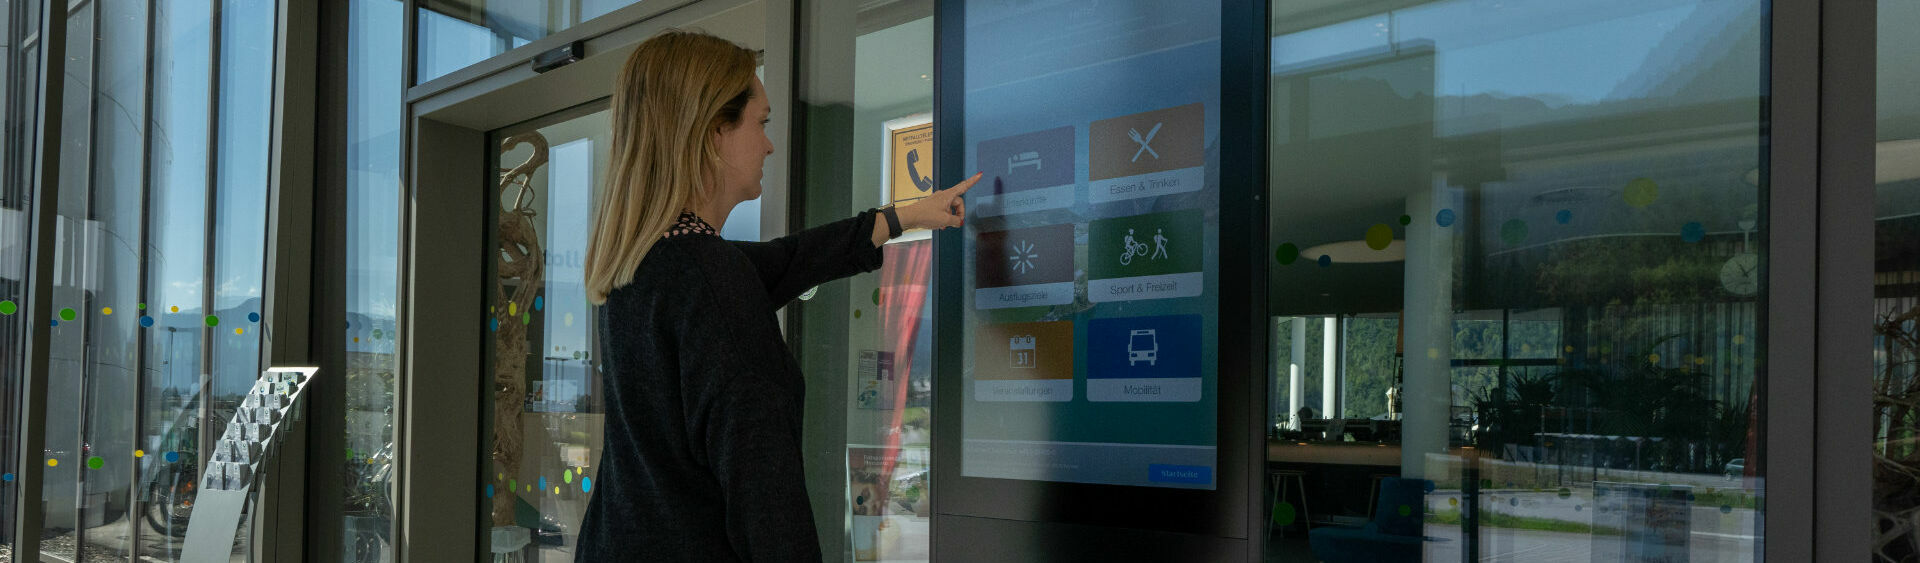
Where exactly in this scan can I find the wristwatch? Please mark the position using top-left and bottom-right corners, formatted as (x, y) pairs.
(880, 205), (903, 239)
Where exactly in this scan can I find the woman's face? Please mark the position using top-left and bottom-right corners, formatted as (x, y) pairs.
(713, 76), (773, 206)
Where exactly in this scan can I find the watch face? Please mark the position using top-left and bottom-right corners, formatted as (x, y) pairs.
(1720, 253), (1760, 296)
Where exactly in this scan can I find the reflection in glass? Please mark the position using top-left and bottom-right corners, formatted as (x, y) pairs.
(1872, 0), (1920, 560)
(1265, 0), (1765, 560)
(481, 108), (612, 559)
(797, 3), (937, 559)
(342, 0), (407, 559)
(140, 1), (215, 558)
(414, 0), (644, 84)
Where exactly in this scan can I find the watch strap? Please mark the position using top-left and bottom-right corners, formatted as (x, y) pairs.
(881, 205), (903, 239)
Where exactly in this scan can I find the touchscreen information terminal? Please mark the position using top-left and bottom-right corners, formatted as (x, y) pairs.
(956, 0), (1222, 490)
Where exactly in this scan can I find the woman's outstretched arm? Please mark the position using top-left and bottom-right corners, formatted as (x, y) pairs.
(730, 172), (978, 304)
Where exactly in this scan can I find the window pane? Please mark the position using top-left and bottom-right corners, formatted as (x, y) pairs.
(1265, 0), (1766, 560)
(414, 0), (644, 84)
(75, 0), (149, 558)
(343, 0), (405, 559)
(1872, 0), (1920, 559)
(41, 3), (94, 556)
(797, 3), (936, 559)
(138, 0), (214, 556)
(0, 0), (30, 546)
(481, 108), (612, 559)
(210, 0), (275, 465)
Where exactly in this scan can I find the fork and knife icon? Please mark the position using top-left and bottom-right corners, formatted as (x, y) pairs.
(1129, 122), (1162, 162)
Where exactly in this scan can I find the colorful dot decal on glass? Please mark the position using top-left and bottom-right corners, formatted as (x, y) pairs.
(1271, 502), (1296, 526)
(534, 296), (544, 311)
(1694, 356), (1708, 365)
(347, 448), (356, 458)
(1624, 178), (1659, 207)
(138, 303), (146, 310)
(1509, 497), (1518, 507)
(564, 313), (575, 327)
(853, 309), (862, 319)
(498, 473), (504, 480)
(1398, 214), (1412, 226)
(0, 300), (14, 315)
(171, 305), (179, 313)
(489, 318), (499, 332)
(1399, 505), (1413, 516)
(522, 312), (531, 325)
(135, 450), (145, 458)
(485, 484), (494, 498)
(582, 476), (592, 492)
(87, 457), (104, 470)
(1448, 497), (1458, 507)
(1, 473), (11, 482)
(59, 308), (76, 321)
(165, 451), (180, 463)
(374, 329), (383, 340)
(1680, 221), (1706, 243)
(234, 328), (244, 335)
(102, 307), (113, 316)
(50, 319), (58, 327)
(872, 288), (881, 306)
(553, 487), (560, 494)
(1316, 255), (1331, 267)
(508, 302), (517, 316)
(1500, 219), (1528, 245)
(1365, 224), (1394, 251)
(205, 315), (219, 327)
(539, 476), (548, 490)
(509, 479), (517, 491)
(1649, 353), (1661, 364)
(248, 312), (261, 323)
(564, 469), (574, 484)
(140, 316), (154, 327)
(46, 458), (58, 467)
(1436, 209), (1457, 227)
(526, 485), (532, 492)
(1274, 243), (1299, 265)
(1555, 209), (1572, 224)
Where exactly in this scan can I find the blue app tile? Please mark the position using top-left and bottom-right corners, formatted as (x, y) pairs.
(1086, 315), (1201, 380)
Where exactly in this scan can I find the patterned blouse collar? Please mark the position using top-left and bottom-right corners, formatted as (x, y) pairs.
(664, 211), (717, 238)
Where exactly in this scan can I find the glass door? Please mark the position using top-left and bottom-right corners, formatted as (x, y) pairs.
(480, 103), (611, 561)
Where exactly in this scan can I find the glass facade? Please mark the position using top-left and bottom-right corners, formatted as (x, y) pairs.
(414, 0), (645, 84)
(797, 2), (936, 559)
(1263, 0), (1766, 560)
(1873, 0), (1920, 560)
(0, 0), (1897, 559)
(4, 0), (280, 559)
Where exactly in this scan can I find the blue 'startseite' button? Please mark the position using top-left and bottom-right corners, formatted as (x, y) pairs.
(1148, 464), (1212, 484)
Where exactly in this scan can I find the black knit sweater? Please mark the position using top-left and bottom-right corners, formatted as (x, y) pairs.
(575, 210), (885, 562)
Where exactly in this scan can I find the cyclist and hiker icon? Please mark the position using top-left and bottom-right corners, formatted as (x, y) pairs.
(1120, 227), (1170, 265)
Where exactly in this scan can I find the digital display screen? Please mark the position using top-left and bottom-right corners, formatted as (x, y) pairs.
(957, 0), (1222, 490)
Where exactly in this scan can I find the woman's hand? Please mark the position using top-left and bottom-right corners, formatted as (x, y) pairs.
(899, 171), (981, 231)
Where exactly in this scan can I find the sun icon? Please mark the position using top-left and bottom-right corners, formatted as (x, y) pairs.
(1009, 240), (1039, 274)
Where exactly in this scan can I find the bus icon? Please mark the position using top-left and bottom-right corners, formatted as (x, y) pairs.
(1127, 329), (1159, 366)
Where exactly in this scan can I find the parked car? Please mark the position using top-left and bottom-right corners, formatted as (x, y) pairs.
(1724, 458), (1746, 481)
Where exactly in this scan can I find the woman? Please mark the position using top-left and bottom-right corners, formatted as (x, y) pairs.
(576, 29), (979, 561)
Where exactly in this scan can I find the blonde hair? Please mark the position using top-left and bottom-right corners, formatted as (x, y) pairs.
(585, 29), (760, 305)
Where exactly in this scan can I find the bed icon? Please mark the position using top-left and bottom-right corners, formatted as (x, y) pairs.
(1008, 151), (1042, 174)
